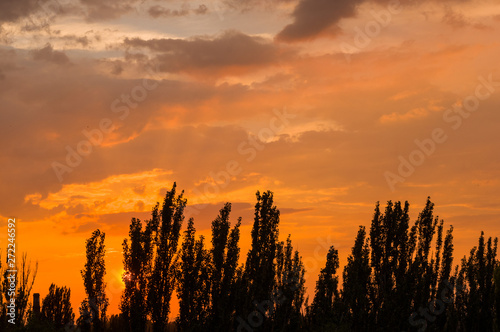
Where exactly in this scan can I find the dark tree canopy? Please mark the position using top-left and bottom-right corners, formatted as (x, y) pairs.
(41, 284), (75, 329)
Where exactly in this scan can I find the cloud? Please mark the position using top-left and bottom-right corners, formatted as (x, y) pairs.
(224, 0), (297, 12)
(275, 0), (476, 43)
(1, 0), (79, 32)
(0, 0), (49, 23)
(31, 44), (70, 64)
(79, 0), (140, 21)
(442, 6), (491, 30)
(379, 108), (429, 123)
(59, 34), (91, 47)
(276, 0), (364, 42)
(148, 4), (208, 18)
(124, 31), (292, 76)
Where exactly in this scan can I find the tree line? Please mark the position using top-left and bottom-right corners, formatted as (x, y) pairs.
(1, 183), (499, 331)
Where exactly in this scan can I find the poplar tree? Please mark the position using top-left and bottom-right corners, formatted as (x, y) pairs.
(148, 183), (186, 332)
(455, 232), (498, 331)
(245, 191), (280, 304)
(308, 245), (341, 329)
(80, 229), (108, 332)
(274, 235), (306, 331)
(342, 226), (371, 331)
(209, 203), (242, 330)
(177, 218), (211, 331)
(120, 212), (157, 332)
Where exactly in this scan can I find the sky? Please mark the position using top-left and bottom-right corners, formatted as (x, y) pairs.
(1, 0), (500, 319)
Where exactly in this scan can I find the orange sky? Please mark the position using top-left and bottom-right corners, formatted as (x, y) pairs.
(1, 0), (500, 320)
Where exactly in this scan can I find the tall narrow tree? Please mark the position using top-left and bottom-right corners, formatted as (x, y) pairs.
(209, 203), (242, 330)
(148, 183), (186, 332)
(245, 190), (280, 307)
(308, 245), (341, 330)
(120, 212), (157, 332)
(342, 226), (371, 331)
(274, 235), (306, 331)
(80, 229), (108, 332)
(177, 218), (211, 331)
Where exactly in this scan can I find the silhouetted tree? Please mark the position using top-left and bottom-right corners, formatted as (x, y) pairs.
(454, 232), (498, 331)
(107, 314), (127, 332)
(1, 252), (38, 328)
(274, 235), (306, 331)
(242, 190), (281, 330)
(121, 213), (157, 332)
(494, 266), (500, 330)
(342, 226), (371, 331)
(209, 203), (242, 330)
(432, 225), (455, 331)
(148, 183), (186, 332)
(307, 245), (341, 330)
(79, 229), (108, 332)
(245, 191), (280, 300)
(109, 188), (500, 332)
(369, 200), (416, 330)
(40, 284), (74, 329)
(177, 218), (211, 331)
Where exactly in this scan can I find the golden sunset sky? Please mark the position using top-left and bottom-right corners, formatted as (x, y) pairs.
(1, 0), (500, 318)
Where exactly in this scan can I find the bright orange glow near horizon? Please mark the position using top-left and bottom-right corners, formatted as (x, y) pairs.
(1, 0), (500, 322)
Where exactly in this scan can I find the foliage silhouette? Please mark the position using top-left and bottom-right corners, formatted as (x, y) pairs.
(3, 188), (500, 332)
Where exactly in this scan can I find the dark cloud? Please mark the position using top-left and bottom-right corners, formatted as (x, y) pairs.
(225, 0), (297, 12)
(2, 0), (78, 32)
(60, 34), (91, 47)
(442, 6), (491, 30)
(79, 0), (140, 21)
(193, 4), (209, 15)
(111, 60), (124, 75)
(98, 211), (151, 227)
(32, 44), (70, 64)
(148, 4), (208, 18)
(280, 207), (313, 214)
(148, 5), (189, 18)
(275, 0), (473, 42)
(0, 0), (49, 23)
(276, 0), (363, 42)
(124, 31), (291, 75)
(442, 7), (469, 29)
